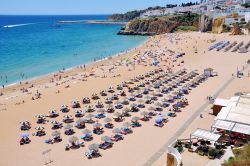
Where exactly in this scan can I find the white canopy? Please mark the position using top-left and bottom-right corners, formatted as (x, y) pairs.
(213, 98), (229, 107)
(213, 119), (250, 135)
(191, 128), (221, 142)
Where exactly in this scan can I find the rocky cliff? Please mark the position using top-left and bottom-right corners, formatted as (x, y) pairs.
(231, 23), (243, 35)
(212, 17), (225, 34)
(118, 13), (199, 36)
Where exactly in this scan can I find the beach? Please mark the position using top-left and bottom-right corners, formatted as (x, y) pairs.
(1, 32), (250, 166)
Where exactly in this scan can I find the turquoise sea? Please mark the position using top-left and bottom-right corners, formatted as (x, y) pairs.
(0, 15), (147, 86)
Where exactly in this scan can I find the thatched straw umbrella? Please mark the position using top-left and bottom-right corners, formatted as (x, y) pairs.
(137, 99), (145, 104)
(64, 124), (73, 130)
(69, 136), (78, 144)
(93, 122), (102, 128)
(122, 107), (131, 113)
(154, 102), (163, 107)
(97, 108), (105, 113)
(148, 106), (156, 111)
(88, 143), (99, 151)
(104, 117), (112, 123)
(51, 130), (61, 137)
(76, 119), (85, 125)
(140, 111), (149, 116)
(122, 122), (131, 128)
(101, 136), (111, 142)
(131, 116), (140, 122)
(85, 114), (94, 120)
(112, 128), (122, 133)
(82, 129), (92, 134)
(113, 112), (122, 118)
(35, 126), (45, 131)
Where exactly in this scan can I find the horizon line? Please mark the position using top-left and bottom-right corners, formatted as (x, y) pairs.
(0, 14), (114, 16)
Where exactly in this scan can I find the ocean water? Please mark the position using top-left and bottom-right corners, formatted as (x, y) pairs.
(0, 15), (147, 86)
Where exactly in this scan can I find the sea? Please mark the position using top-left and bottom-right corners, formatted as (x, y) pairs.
(0, 15), (148, 86)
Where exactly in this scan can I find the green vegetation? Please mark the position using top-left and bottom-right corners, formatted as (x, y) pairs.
(241, 3), (250, 8)
(222, 144), (250, 166)
(176, 26), (198, 31)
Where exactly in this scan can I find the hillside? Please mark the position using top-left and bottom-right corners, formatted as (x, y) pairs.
(108, 6), (165, 21)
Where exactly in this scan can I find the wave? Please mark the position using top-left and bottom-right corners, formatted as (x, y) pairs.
(3, 23), (36, 28)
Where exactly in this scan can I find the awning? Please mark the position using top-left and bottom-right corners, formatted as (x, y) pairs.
(213, 119), (250, 135)
(212, 119), (235, 131)
(191, 128), (221, 142)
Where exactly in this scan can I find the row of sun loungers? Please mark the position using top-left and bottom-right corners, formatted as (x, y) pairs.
(231, 42), (244, 52)
(19, 69), (209, 159)
(208, 41), (224, 51)
(224, 41), (237, 52)
(216, 41), (230, 51)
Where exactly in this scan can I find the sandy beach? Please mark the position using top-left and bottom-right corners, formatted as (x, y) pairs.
(0, 32), (250, 166)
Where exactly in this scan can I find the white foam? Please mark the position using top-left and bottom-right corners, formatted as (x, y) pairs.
(3, 23), (35, 28)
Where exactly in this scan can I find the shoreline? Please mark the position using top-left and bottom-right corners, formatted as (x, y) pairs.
(0, 36), (149, 93)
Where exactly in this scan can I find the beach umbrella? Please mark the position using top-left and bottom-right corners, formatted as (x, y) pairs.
(36, 115), (45, 119)
(49, 109), (57, 114)
(144, 96), (151, 100)
(51, 120), (60, 125)
(167, 95), (174, 100)
(97, 108), (105, 113)
(63, 115), (72, 119)
(161, 98), (168, 102)
(64, 124), (73, 130)
(85, 114), (94, 119)
(130, 103), (137, 107)
(106, 104), (114, 109)
(93, 122), (102, 128)
(76, 119), (85, 124)
(20, 133), (29, 138)
(148, 106), (155, 111)
(154, 102), (163, 107)
(88, 143), (99, 151)
(113, 112), (122, 118)
(35, 126), (45, 131)
(140, 111), (149, 116)
(122, 107), (131, 113)
(82, 129), (92, 134)
(155, 117), (164, 123)
(122, 122), (131, 128)
(69, 136), (78, 144)
(137, 99), (145, 104)
(112, 128), (122, 134)
(101, 136), (111, 142)
(86, 104), (94, 109)
(51, 130), (61, 137)
(172, 91), (179, 96)
(131, 116), (140, 122)
(104, 117), (112, 123)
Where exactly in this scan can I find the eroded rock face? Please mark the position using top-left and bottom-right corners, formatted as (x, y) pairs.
(118, 14), (199, 36)
(231, 23), (243, 35)
(212, 17), (225, 34)
(200, 15), (212, 32)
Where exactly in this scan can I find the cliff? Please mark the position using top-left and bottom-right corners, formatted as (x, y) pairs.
(231, 23), (243, 35)
(118, 13), (199, 36)
(212, 17), (225, 34)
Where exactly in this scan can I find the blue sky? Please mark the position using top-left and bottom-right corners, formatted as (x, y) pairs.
(0, 0), (197, 15)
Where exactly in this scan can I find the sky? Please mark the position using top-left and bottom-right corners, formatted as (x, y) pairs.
(0, 0), (197, 15)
